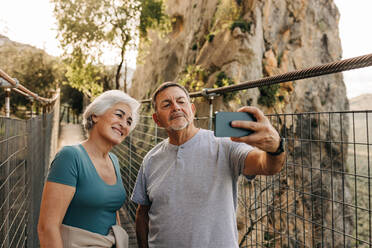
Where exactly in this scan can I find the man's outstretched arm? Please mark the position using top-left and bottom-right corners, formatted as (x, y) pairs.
(242, 148), (285, 175)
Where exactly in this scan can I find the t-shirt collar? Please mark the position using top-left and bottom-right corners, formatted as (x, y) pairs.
(166, 128), (203, 149)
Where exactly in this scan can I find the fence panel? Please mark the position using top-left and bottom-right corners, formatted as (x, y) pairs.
(113, 110), (372, 248)
(0, 109), (59, 248)
(0, 118), (28, 248)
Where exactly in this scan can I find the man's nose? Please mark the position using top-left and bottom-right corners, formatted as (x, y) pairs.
(171, 102), (181, 111)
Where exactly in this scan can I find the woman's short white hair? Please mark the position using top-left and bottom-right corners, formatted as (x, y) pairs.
(83, 90), (140, 132)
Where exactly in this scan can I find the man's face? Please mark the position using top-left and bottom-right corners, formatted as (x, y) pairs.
(153, 86), (195, 131)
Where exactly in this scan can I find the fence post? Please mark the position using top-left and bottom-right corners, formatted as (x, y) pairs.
(26, 118), (35, 247)
(67, 107), (70, 123)
(5, 88), (10, 118)
(36, 103), (40, 116)
(42, 106), (47, 178)
(29, 100), (34, 118)
(59, 105), (65, 123)
(2, 119), (10, 247)
(208, 97), (214, 131)
(201, 89), (217, 131)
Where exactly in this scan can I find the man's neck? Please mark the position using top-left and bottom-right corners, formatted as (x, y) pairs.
(167, 124), (199, 146)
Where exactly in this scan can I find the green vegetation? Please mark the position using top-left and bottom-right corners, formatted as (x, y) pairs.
(52, 0), (168, 93)
(139, 0), (170, 38)
(178, 65), (208, 92)
(214, 71), (237, 102)
(64, 50), (104, 98)
(61, 84), (84, 115)
(207, 0), (251, 50)
(52, 0), (138, 90)
(207, 33), (215, 43)
(0, 44), (63, 118)
(214, 0), (241, 28)
(230, 20), (251, 33)
(257, 85), (280, 107)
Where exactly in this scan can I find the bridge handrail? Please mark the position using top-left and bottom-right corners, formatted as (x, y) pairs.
(140, 53), (372, 103)
(0, 68), (59, 105)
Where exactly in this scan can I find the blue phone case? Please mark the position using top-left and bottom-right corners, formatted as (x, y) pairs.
(214, 112), (256, 137)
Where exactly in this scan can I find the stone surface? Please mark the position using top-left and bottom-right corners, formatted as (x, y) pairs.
(57, 123), (85, 151)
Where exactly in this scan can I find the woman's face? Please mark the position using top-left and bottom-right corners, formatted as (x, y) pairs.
(92, 102), (133, 145)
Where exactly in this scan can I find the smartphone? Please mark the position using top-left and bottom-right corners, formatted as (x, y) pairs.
(214, 112), (256, 137)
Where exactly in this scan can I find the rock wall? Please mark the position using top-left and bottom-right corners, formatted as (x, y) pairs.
(130, 0), (352, 246)
(130, 0), (348, 115)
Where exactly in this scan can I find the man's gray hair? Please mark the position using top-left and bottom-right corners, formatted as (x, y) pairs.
(83, 90), (140, 132)
(151, 82), (190, 111)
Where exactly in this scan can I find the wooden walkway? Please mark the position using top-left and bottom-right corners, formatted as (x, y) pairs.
(58, 123), (138, 247)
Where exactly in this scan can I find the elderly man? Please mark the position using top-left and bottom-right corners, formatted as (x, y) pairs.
(131, 82), (285, 248)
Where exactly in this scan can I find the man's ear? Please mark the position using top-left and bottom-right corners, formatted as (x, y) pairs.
(152, 113), (162, 127)
(191, 103), (196, 115)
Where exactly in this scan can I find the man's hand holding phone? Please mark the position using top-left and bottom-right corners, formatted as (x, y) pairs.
(214, 111), (256, 137)
(229, 106), (281, 154)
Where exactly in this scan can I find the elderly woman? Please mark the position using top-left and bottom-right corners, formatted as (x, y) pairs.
(38, 90), (140, 248)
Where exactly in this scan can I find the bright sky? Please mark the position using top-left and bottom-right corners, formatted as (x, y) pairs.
(334, 0), (372, 98)
(0, 0), (371, 98)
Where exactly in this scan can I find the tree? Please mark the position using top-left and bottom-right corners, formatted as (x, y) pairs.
(63, 48), (104, 98)
(138, 0), (170, 38)
(52, 0), (169, 94)
(52, 0), (140, 91)
(61, 84), (84, 115)
(0, 44), (63, 118)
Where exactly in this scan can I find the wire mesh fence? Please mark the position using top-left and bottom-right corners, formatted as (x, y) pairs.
(112, 109), (372, 248)
(0, 118), (28, 248)
(0, 109), (59, 247)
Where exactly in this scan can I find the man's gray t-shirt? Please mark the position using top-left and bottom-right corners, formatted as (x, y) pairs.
(131, 129), (254, 248)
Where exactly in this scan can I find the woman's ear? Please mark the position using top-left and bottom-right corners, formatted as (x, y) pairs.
(91, 114), (98, 124)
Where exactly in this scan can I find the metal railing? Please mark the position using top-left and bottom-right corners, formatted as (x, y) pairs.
(0, 69), (60, 247)
(0, 111), (60, 248)
(112, 109), (372, 248)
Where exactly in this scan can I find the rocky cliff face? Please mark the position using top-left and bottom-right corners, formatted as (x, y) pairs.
(130, 0), (351, 246)
(130, 0), (348, 114)
(349, 93), (372, 110)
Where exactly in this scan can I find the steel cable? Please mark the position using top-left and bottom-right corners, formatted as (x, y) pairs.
(141, 53), (372, 102)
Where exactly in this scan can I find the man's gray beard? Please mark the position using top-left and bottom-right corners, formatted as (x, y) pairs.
(167, 119), (190, 131)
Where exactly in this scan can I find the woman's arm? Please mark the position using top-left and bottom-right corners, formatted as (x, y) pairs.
(38, 181), (75, 248)
(116, 210), (121, 225)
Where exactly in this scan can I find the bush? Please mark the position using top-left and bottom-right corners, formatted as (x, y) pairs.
(257, 85), (280, 107)
(214, 71), (237, 102)
(207, 34), (215, 43)
(230, 20), (251, 33)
